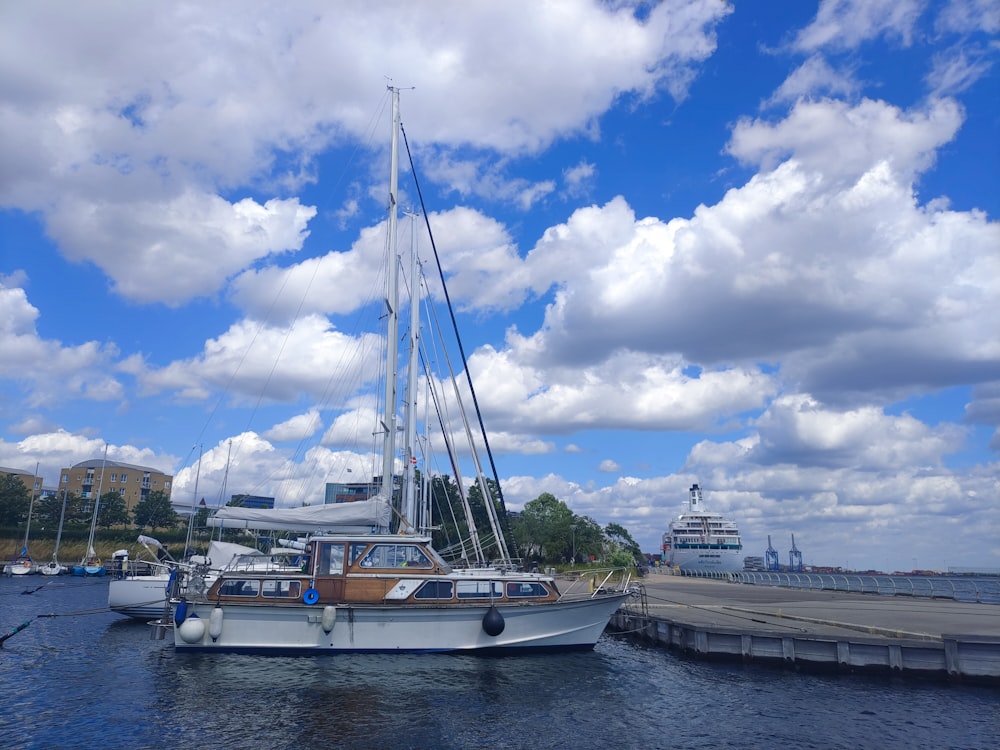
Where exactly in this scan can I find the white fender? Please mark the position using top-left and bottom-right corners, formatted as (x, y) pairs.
(178, 613), (206, 644)
(208, 607), (224, 641)
(321, 605), (337, 633)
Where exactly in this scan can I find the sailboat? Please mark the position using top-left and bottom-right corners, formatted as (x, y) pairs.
(39, 488), (69, 575)
(165, 88), (633, 653)
(73, 446), (108, 576)
(10, 464), (40, 576)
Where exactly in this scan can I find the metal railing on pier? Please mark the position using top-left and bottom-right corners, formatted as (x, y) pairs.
(661, 568), (1000, 604)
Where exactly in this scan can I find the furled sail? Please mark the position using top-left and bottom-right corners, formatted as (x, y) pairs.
(207, 498), (391, 533)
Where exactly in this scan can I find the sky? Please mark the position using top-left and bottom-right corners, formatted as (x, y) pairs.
(1, 0), (998, 574)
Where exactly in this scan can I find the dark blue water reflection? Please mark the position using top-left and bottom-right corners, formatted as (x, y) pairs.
(1, 576), (996, 749)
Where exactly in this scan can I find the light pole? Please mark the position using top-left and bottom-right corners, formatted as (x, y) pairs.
(571, 523), (577, 564)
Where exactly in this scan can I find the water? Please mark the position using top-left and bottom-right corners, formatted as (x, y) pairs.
(2, 577), (996, 750)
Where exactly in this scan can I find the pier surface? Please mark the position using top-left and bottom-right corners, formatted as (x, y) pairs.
(609, 574), (1000, 682)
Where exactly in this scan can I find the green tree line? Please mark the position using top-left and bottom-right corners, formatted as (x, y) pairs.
(1, 472), (181, 534)
(4, 471), (646, 568)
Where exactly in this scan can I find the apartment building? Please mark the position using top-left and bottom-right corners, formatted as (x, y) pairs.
(58, 459), (173, 515)
(0, 465), (42, 496)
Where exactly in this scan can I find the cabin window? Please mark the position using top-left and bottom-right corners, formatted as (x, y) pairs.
(218, 579), (261, 597)
(414, 580), (454, 600)
(358, 544), (433, 569)
(506, 582), (549, 599)
(318, 543), (346, 575)
(261, 580), (302, 598)
(349, 542), (369, 565)
(456, 581), (503, 599)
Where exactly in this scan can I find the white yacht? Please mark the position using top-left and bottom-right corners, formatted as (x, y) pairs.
(662, 484), (743, 573)
(161, 88), (633, 654)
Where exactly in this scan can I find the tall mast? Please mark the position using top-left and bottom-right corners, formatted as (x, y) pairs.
(379, 86), (402, 527)
(401, 211), (420, 530)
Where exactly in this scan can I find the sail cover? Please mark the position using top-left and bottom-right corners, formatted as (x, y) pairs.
(207, 498), (391, 532)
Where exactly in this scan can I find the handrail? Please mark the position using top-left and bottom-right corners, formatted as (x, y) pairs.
(718, 570), (998, 604)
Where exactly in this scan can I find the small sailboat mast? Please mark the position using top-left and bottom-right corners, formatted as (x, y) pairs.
(183, 444), (203, 555)
(75, 444), (109, 575)
(20, 461), (39, 555)
(41, 488), (69, 575)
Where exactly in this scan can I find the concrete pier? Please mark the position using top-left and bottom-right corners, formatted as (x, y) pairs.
(609, 574), (1000, 683)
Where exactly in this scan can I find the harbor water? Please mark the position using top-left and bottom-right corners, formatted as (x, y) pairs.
(1, 576), (996, 749)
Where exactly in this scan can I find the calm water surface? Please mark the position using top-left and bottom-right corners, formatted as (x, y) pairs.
(1, 576), (996, 749)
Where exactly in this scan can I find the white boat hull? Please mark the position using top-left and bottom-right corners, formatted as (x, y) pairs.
(10, 560), (36, 575)
(668, 547), (743, 573)
(171, 594), (627, 653)
(109, 574), (173, 619)
(39, 562), (67, 576)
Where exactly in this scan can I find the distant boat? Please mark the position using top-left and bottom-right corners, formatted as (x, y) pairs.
(11, 463), (40, 576)
(662, 484), (743, 573)
(109, 537), (270, 620)
(10, 546), (36, 576)
(73, 447), (108, 577)
(40, 488), (70, 575)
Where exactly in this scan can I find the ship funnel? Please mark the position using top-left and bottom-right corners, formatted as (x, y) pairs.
(688, 484), (703, 510)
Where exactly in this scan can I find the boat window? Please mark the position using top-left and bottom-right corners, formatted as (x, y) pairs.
(349, 542), (369, 565)
(358, 544), (433, 569)
(414, 580), (454, 600)
(318, 543), (346, 575)
(218, 579), (261, 597)
(506, 582), (549, 598)
(456, 581), (503, 599)
(261, 580), (302, 598)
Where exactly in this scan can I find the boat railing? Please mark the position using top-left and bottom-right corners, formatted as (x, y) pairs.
(112, 559), (173, 579)
(730, 571), (999, 604)
(557, 566), (635, 600)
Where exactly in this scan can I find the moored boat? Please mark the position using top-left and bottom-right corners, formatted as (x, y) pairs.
(41, 489), (71, 575)
(11, 463), (40, 576)
(10, 547), (36, 576)
(109, 537), (278, 620)
(662, 484), (743, 573)
(164, 88), (634, 653)
(171, 504), (629, 653)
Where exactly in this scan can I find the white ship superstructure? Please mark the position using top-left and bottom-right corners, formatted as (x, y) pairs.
(662, 484), (743, 573)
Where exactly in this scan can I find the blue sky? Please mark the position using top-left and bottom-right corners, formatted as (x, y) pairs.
(2, 0), (998, 573)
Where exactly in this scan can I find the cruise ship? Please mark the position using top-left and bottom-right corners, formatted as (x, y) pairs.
(662, 484), (743, 573)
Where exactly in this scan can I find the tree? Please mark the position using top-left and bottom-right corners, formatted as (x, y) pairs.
(605, 521), (643, 565)
(35, 491), (67, 528)
(571, 516), (604, 563)
(514, 493), (574, 563)
(429, 474), (465, 555)
(97, 491), (130, 529)
(0, 473), (32, 526)
(133, 490), (179, 531)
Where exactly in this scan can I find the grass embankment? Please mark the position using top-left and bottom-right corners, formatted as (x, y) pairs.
(0, 527), (218, 564)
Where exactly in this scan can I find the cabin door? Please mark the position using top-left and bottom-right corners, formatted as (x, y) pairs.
(314, 542), (346, 602)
